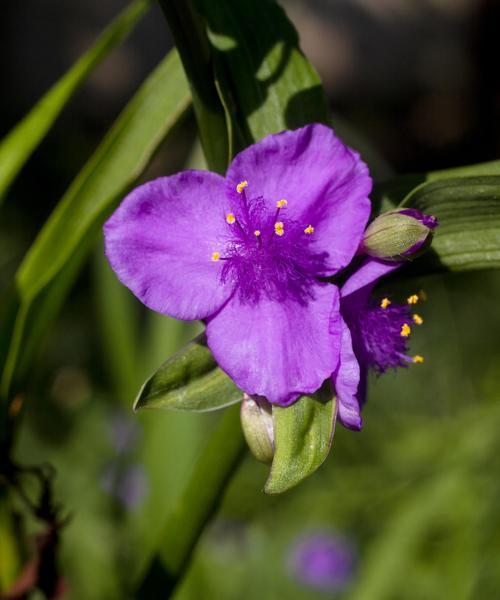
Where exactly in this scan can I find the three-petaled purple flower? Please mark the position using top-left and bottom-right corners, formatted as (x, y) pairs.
(334, 258), (426, 430)
(104, 124), (372, 406)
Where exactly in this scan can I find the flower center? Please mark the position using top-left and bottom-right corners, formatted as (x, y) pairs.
(347, 293), (425, 373)
(211, 181), (323, 303)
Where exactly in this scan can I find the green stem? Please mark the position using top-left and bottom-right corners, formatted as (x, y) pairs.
(137, 404), (245, 598)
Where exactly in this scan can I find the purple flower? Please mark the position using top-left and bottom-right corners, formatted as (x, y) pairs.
(334, 258), (425, 430)
(288, 531), (357, 592)
(104, 124), (371, 405)
(101, 462), (148, 509)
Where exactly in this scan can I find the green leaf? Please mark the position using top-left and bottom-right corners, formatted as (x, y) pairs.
(157, 0), (229, 172)
(134, 335), (242, 412)
(375, 159), (500, 213)
(265, 384), (337, 495)
(137, 405), (245, 596)
(0, 0), (151, 204)
(197, 0), (329, 155)
(400, 176), (500, 272)
(0, 50), (191, 421)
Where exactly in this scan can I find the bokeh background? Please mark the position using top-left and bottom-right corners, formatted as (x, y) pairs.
(2, 1), (500, 598)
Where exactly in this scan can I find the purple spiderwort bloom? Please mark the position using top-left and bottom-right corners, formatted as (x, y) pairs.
(288, 531), (357, 593)
(334, 258), (426, 430)
(104, 124), (372, 406)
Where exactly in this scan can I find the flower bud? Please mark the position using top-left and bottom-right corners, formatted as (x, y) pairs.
(240, 395), (274, 464)
(361, 208), (438, 261)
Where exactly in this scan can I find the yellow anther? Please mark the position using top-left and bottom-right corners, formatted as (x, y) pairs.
(276, 199), (288, 208)
(236, 180), (248, 193)
(413, 355), (425, 364)
(304, 225), (315, 234)
(211, 252), (220, 262)
(380, 298), (391, 309)
(254, 230), (261, 237)
(400, 323), (411, 337)
(419, 289), (428, 301)
(274, 221), (285, 236)
(413, 313), (424, 325)
(407, 294), (419, 305)
(226, 213), (236, 224)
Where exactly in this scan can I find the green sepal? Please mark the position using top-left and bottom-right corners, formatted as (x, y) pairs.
(264, 382), (338, 495)
(134, 335), (243, 412)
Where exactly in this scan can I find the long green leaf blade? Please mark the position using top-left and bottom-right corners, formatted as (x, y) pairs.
(197, 0), (329, 154)
(265, 385), (337, 494)
(0, 50), (191, 413)
(0, 0), (151, 204)
(401, 176), (500, 272)
(134, 336), (242, 412)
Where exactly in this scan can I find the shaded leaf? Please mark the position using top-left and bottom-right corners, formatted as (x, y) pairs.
(134, 336), (242, 412)
(0, 50), (191, 416)
(265, 384), (337, 495)
(400, 176), (500, 272)
(0, 0), (151, 204)
(157, 0), (229, 172)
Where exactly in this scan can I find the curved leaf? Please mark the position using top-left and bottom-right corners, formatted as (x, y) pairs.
(0, 0), (151, 204)
(197, 0), (329, 155)
(0, 50), (191, 414)
(265, 384), (337, 495)
(400, 176), (500, 272)
(134, 336), (242, 412)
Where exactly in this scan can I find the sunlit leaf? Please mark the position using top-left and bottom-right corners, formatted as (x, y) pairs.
(0, 0), (151, 204)
(265, 384), (337, 495)
(197, 0), (329, 155)
(134, 336), (242, 412)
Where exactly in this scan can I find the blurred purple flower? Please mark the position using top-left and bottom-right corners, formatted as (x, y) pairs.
(288, 531), (357, 593)
(334, 258), (425, 430)
(104, 124), (372, 406)
(101, 462), (148, 510)
(108, 412), (140, 453)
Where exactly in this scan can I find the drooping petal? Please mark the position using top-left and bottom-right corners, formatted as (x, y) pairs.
(333, 319), (362, 430)
(104, 170), (234, 320)
(226, 124), (372, 275)
(206, 283), (342, 405)
(341, 258), (401, 301)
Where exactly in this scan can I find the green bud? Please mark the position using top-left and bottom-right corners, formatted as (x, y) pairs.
(240, 395), (274, 464)
(362, 208), (438, 261)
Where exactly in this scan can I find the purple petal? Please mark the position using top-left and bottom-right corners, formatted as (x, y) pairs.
(333, 319), (362, 430)
(104, 170), (234, 320)
(226, 124), (372, 275)
(341, 258), (401, 300)
(206, 283), (342, 405)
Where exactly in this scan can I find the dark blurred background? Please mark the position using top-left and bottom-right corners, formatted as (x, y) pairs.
(2, 1), (500, 599)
